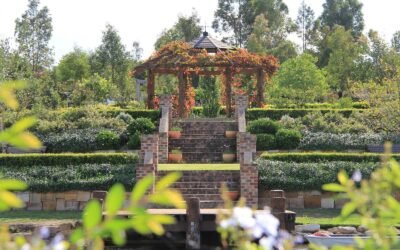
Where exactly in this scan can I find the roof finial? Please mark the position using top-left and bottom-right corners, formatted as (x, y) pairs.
(203, 23), (209, 37)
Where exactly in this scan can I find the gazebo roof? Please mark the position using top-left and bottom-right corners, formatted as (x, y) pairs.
(190, 31), (233, 52)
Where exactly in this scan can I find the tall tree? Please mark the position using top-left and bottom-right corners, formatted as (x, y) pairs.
(213, 0), (293, 47)
(247, 14), (297, 62)
(325, 26), (365, 95)
(90, 24), (130, 103)
(320, 0), (364, 38)
(131, 41), (143, 62)
(155, 11), (202, 49)
(56, 47), (90, 84)
(392, 31), (400, 53)
(14, 0), (53, 74)
(296, 1), (316, 52)
(212, 0), (247, 47)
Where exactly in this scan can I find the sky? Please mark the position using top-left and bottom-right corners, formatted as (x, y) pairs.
(0, 0), (399, 62)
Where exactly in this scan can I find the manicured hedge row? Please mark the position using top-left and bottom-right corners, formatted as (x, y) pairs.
(1, 163), (135, 192)
(259, 152), (400, 163)
(246, 108), (363, 121)
(0, 153), (138, 166)
(257, 160), (378, 191)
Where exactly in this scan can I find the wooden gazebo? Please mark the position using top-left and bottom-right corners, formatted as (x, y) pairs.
(134, 32), (279, 117)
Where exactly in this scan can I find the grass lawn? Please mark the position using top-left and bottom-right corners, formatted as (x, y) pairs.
(294, 209), (400, 227)
(158, 163), (240, 171)
(0, 211), (81, 224)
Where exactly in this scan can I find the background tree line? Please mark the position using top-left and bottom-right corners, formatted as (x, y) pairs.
(0, 0), (399, 111)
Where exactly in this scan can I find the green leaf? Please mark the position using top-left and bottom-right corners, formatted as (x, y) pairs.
(69, 228), (84, 244)
(148, 190), (186, 209)
(111, 229), (126, 246)
(341, 202), (357, 217)
(0, 179), (27, 190)
(155, 172), (181, 191)
(83, 200), (102, 230)
(322, 183), (346, 192)
(105, 183), (125, 217)
(0, 190), (24, 210)
(338, 171), (348, 185)
(130, 175), (153, 204)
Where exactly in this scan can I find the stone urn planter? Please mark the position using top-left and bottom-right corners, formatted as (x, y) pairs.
(222, 151), (236, 163)
(168, 149), (182, 163)
(225, 131), (237, 138)
(168, 127), (182, 139)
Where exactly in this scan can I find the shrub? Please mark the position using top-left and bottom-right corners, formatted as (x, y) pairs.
(199, 76), (221, 117)
(0, 163), (136, 192)
(259, 152), (400, 162)
(246, 108), (361, 121)
(298, 132), (384, 151)
(127, 132), (141, 149)
(256, 134), (276, 150)
(257, 159), (378, 191)
(247, 118), (281, 134)
(0, 153), (138, 166)
(275, 129), (302, 149)
(126, 118), (156, 136)
(39, 129), (101, 152)
(116, 112), (133, 124)
(95, 131), (120, 150)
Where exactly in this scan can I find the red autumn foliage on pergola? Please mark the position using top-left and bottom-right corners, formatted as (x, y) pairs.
(134, 41), (279, 117)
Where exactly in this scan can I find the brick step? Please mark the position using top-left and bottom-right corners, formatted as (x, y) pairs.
(173, 188), (223, 195)
(147, 200), (226, 209)
(170, 136), (236, 141)
(182, 194), (223, 200)
(169, 182), (237, 189)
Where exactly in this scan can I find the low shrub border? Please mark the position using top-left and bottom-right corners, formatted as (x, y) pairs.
(257, 160), (379, 191)
(259, 152), (400, 162)
(246, 108), (364, 121)
(0, 153), (138, 166)
(1, 163), (135, 192)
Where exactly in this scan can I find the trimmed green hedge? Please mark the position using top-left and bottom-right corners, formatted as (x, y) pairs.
(0, 153), (138, 166)
(1, 163), (135, 192)
(258, 160), (378, 191)
(246, 108), (363, 121)
(260, 152), (400, 162)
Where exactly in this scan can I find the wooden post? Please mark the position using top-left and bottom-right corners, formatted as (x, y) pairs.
(178, 71), (187, 118)
(186, 197), (200, 250)
(256, 69), (265, 108)
(147, 69), (155, 109)
(225, 68), (233, 117)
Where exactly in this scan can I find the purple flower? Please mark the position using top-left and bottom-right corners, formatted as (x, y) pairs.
(352, 169), (362, 182)
(39, 227), (50, 239)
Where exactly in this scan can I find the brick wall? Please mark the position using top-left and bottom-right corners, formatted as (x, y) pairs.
(259, 190), (348, 209)
(15, 191), (104, 211)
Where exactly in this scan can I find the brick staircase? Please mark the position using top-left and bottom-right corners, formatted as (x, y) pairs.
(156, 170), (240, 208)
(169, 118), (238, 163)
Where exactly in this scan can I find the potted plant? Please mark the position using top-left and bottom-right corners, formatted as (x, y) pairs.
(168, 148), (183, 163)
(226, 184), (240, 201)
(222, 149), (236, 163)
(225, 130), (237, 138)
(169, 127), (182, 139)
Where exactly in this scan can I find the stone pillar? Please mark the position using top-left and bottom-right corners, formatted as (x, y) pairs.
(234, 94), (248, 121)
(240, 151), (258, 208)
(237, 132), (256, 163)
(159, 95), (171, 163)
(147, 70), (155, 109)
(270, 190), (296, 232)
(136, 134), (159, 192)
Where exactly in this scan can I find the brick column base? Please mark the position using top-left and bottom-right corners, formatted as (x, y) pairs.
(240, 162), (258, 208)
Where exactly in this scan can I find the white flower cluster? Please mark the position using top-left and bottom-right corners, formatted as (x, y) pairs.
(220, 207), (283, 250)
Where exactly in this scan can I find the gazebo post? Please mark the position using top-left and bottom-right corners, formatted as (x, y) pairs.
(147, 69), (155, 109)
(256, 69), (265, 107)
(178, 70), (188, 118)
(225, 68), (233, 117)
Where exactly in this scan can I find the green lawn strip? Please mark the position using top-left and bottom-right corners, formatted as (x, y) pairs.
(294, 209), (400, 227)
(0, 211), (82, 223)
(158, 163), (240, 171)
